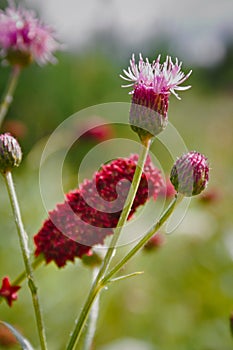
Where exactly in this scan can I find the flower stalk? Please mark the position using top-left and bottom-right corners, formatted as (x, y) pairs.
(0, 66), (21, 128)
(83, 267), (100, 350)
(66, 138), (151, 350)
(3, 171), (47, 350)
(66, 193), (183, 350)
(102, 194), (183, 284)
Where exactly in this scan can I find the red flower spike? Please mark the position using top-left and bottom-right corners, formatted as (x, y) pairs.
(0, 277), (20, 307)
(34, 154), (163, 267)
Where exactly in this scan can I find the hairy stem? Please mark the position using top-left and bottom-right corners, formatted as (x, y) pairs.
(4, 171), (47, 350)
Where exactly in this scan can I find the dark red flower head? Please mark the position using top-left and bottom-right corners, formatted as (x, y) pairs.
(34, 154), (163, 267)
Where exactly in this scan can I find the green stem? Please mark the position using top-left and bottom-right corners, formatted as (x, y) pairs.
(102, 194), (183, 284)
(4, 171), (47, 350)
(0, 66), (21, 128)
(66, 139), (151, 350)
(99, 138), (152, 275)
(83, 268), (100, 350)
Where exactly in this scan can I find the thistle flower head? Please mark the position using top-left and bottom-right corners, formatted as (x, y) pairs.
(121, 54), (192, 141)
(170, 151), (209, 197)
(0, 1), (59, 66)
(121, 53), (192, 99)
(0, 277), (20, 307)
(34, 154), (163, 267)
(0, 133), (22, 173)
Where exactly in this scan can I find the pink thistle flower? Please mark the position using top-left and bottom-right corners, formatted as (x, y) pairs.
(120, 54), (192, 141)
(0, 277), (20, 307)
(170, 151), (209, 197)
(0, 1), (59, 66)
(34, 154), (163, 267)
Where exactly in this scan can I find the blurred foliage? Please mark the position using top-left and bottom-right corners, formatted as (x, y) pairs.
(0, 47), (232, 350)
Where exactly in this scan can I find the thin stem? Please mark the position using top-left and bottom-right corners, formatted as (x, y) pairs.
(66, 139), (151, 350)
(4, 171), (47, 350)
(83, 268), (100, 350)
(98, 138), (152, 277)
(66, 282), (102, 350)
(0, 66), (21, 128)
(102, 194), (183, 284)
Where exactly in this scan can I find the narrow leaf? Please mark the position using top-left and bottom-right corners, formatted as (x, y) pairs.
(0, 321), (34, 350)
(108, 271), (144, 284)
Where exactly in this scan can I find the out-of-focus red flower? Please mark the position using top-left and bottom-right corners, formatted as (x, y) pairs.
(0, 1), (59, 66)
(3, 120), (28, 139)
(0, 277), (20, 307)
(0, 323), (18, 347)
(144, 233), (165, 251)
(79, 117), (115, 142)
(198, 188), (221, 205)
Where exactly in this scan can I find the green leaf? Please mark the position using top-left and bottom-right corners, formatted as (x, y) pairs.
(0, 321), (34, 350)
(107, 271), (144, 284)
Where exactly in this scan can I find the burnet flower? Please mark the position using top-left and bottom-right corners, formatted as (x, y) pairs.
(170, 151), (209, 197)
(34, 154), (163, 267)
(121, 54), (192, 142)
(0, 1), (59, 66)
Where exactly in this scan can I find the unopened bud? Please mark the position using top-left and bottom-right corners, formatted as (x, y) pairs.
(0, 133), (22, 173)
(170, 151), (209, 197)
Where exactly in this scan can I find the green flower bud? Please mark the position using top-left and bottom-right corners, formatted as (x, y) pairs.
(0, 133), (22, 173)
(170, 151), (209, 197)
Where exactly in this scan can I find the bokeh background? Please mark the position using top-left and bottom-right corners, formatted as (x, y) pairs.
(0, 0), (233, 349)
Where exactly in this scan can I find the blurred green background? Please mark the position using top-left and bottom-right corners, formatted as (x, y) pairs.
(0, 1), (233, 349)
